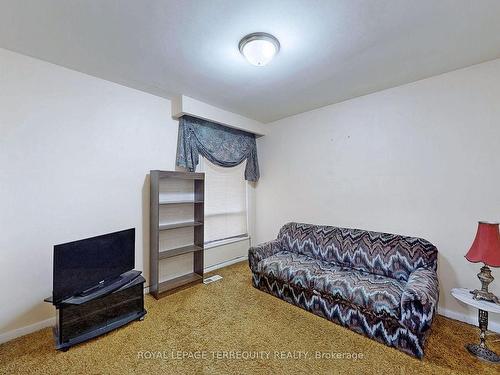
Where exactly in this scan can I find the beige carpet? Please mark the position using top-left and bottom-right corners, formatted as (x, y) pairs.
(1, 261), (499, 374)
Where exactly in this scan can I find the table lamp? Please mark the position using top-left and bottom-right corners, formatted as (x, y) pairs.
(465, 221), (500, 304)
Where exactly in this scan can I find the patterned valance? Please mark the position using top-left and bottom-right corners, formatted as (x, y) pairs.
(176, 115), (260, 182)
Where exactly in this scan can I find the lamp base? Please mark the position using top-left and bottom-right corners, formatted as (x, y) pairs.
(470, 265), (500, 305)
(466, 344), (500, 363)
(470, 289), (500, 304)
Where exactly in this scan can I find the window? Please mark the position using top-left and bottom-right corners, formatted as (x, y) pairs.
(197, 157), (248, 244)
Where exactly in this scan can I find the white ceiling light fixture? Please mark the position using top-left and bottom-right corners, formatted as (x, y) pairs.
(239, 32), (280, 67)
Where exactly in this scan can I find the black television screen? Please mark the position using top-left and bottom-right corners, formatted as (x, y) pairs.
(53, 228), (135, 303)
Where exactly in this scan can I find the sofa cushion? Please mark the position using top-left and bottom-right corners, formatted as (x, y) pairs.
(311, 269), (404, 319)
(257, 251), (404, 319)
(256, 251), (350, 289)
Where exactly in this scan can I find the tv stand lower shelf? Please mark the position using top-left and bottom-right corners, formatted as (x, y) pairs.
(53, 310), (145, 351)
(46, 273), (146, 351)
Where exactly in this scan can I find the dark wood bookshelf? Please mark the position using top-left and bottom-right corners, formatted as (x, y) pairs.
(149, 170), (204, 299)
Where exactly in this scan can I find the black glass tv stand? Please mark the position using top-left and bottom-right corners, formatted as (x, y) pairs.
(44, 270), (146, 351)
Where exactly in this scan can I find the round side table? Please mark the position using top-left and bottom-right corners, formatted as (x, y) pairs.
(451, 287), (500, 363)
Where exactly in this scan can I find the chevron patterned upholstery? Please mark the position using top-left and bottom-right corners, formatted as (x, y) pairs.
(249, 222), (439, 358)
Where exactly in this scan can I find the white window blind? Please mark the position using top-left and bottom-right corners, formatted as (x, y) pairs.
(198, 157), (248, 244)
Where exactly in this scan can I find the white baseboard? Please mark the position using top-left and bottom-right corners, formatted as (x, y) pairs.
(438, 307), (500, 333)
(0, 317), (55, 344)
(204, 255), (247, 273)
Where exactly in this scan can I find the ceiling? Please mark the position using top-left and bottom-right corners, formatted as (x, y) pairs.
(1, 1), (500, 123)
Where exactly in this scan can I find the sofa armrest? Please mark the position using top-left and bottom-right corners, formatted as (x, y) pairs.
(248, 239), (282, 273)
(400, 268), (439, 334)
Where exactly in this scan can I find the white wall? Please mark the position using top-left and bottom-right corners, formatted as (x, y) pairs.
(0, 48), (176, 336)
(255, 58), (500, 330)
(0, 49), (252, 341)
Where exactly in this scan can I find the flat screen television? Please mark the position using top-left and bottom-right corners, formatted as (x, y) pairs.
(53, 228), (135, 303)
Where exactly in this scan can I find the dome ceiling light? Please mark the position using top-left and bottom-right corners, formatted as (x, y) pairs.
(239, 32), (280, 67)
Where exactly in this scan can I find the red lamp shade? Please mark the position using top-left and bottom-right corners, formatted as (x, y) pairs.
(465, 222), (500, 267)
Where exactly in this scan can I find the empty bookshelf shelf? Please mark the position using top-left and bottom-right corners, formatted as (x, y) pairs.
(159, 200), (204, 205)
(159, 245), (203, 260)
(158, 221), (203, 231)
(157, 273), (203, 294)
